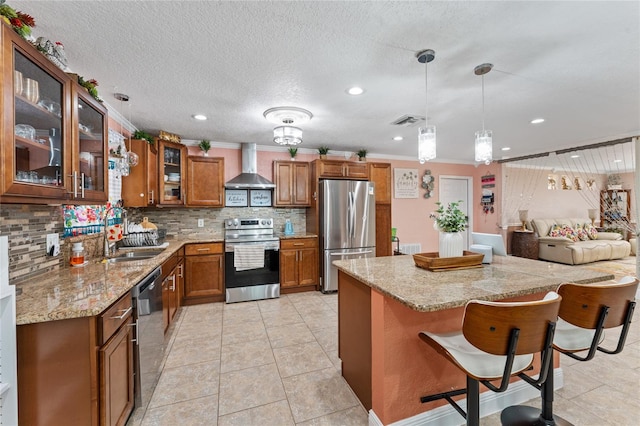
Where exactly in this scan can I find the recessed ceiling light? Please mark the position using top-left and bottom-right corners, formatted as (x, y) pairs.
(570, 154), (580, 158)
(530, 118), (545, 124)
(613, 159), (622, 163)
(347, 87), (364, 95)
(501, 147), (511, 151)
(192, 114), (207, 120)
(393, 136), (403, 141)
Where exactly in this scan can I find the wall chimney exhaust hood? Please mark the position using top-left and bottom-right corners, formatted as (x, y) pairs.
(225, 143), (275, 189)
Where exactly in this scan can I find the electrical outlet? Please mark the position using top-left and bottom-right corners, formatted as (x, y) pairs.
(46, 233), (60, 256)
(197, 218), (204, 228)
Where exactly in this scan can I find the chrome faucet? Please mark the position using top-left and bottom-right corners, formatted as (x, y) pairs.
(103, 205), (128, 258)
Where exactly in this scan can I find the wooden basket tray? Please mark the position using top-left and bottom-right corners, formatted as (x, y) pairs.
(413, 251), (484, 272)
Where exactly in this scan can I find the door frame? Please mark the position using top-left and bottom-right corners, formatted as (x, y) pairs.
(438, 175), (474, 248)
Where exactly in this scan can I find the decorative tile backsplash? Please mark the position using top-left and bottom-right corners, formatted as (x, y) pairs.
(1, 203), (307, 284)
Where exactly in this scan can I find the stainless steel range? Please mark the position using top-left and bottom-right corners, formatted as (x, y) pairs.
(224, 218), (280, 303)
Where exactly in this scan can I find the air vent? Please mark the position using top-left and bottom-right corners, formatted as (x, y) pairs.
(390, 114), (425, 127)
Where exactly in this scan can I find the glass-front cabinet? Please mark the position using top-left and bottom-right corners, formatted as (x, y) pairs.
(158, 140), (186, 205)
(1, 23), (107, 203)
(72, 84), (108, 202)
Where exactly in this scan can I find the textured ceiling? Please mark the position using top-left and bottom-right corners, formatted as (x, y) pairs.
(13, 1), (640, 166)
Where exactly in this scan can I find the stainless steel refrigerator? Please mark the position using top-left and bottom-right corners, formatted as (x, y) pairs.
(319, 179), (376, 292)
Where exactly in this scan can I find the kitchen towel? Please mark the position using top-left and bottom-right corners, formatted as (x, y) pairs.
(234, 245), (265, 271)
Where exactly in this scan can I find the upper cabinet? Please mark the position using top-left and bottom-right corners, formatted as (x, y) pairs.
(186, 156), (224, 207)
(158, 140), (186, 206)
(121, 139), (158, 207)
(368, 162), (391, 205)
(314, 159), (369, 180)
(273, 161), (310, 207)
(71, 82), (108, 202)
(1, 24), (107, 204)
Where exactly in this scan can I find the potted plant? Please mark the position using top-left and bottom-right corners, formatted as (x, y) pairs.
(356, 149), (368, 161)
(198, 139), (211, 156)
(431, 201), (468, 258)
(133, 130), (154, 145)
(318, 146), (330, 159)
(288, 147), (298, 159)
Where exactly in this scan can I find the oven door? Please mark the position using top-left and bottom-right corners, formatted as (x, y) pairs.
(224, 241), (280, 303)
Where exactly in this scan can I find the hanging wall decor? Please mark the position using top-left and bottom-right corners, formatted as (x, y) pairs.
(422, 170), (435, 198)
(394, 168), (419, 199)
(481, 173), (495, 214)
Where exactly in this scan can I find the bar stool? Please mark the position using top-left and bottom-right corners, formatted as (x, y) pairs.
(418, 292), (561, 426)
(501, 276), (639, 425)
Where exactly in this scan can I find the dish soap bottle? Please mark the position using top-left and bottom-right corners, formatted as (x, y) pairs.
(70, 242), (85, 266)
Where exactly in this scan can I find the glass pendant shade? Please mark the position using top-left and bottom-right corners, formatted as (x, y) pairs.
(475, 129), (492, 165)
(273, 126), (302, 145)
(418, 125), (436, 164)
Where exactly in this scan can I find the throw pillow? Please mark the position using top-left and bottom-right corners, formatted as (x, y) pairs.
(574, 224), (590, 241)
(548, 224), (563, 237)
(562, 225), (580, 242)
(584, 223), (599, 240)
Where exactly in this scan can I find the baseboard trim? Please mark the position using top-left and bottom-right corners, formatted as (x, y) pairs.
(369, 368), (564, 426)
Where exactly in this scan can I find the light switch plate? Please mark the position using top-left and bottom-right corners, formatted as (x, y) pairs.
(46, 233), (60, 256)
(197, 219), (204, 227)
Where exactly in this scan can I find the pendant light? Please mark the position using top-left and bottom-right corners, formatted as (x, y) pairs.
(474, 63), (493, 165)
(417, 49), (436, 164)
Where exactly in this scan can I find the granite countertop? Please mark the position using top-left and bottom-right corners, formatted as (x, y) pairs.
(15, 234), (224, 325)
(278, 233), (317, 240)
(333, 255), (615, 313)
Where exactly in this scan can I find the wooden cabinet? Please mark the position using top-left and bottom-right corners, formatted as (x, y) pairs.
(273, 161), (311, 207)
(158, 140), (186, 206)
(161, 249), (183, 333)
(600, 189), (631, 230)
(314, 159), (369, 180)
(99, 316), (135, 426)
(1, 24), (108, 204)
(184, 242), (224, 304)
(368, 162), (391, 205)
(17, 291), (134, 426)
(186, 156), (224, 207)
(280, 238), (318, 291)
(368, 162), (392, 256)
(121, 139), (158, 207)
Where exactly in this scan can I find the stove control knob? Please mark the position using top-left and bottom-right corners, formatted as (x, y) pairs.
(233, 219), (239, 226)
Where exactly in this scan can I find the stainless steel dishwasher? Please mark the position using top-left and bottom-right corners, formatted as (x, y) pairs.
(131, 267), (164, 410)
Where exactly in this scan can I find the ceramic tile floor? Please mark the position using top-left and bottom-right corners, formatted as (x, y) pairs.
(128, 287), (640, 426)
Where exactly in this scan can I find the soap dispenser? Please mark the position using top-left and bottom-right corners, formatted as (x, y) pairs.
(284, 219), (294, 236)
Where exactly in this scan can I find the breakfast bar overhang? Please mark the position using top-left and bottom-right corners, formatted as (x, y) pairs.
(333, 255), (615, 425)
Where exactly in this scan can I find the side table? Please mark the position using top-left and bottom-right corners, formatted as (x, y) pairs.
(511, 230), (539, 259)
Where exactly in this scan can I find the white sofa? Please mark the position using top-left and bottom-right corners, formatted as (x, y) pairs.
(531, 217), (631, 265)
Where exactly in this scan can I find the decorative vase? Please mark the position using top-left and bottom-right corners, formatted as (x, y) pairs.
(203, 151), (209, 157)
(439, 231), (463, 258)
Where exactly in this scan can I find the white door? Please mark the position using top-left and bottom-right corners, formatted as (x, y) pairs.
(439, 176), (473, 249)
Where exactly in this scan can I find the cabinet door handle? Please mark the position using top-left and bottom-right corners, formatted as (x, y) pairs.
(197, 248), (210, 252)
(110, 306), (132, 320)
(293, 243), (304, 246)
(72, 171), (78, 198)
(178, 264), (184, 278)
(149, 190), (155, 204)
(129, 320), (139, 345)
(170, 275), (176, 291)
(80, 172), (85, 198)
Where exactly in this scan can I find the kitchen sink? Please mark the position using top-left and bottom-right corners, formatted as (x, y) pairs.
(107, 249), (166, 263)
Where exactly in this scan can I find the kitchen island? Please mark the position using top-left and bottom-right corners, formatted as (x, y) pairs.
(333, 254), (615, 425)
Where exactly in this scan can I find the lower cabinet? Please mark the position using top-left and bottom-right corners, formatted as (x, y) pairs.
(17, 291), (135, 426)
(184, 242), (224, 304)
(280, 238), (318, 292)
(161, 248), (184, 333)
